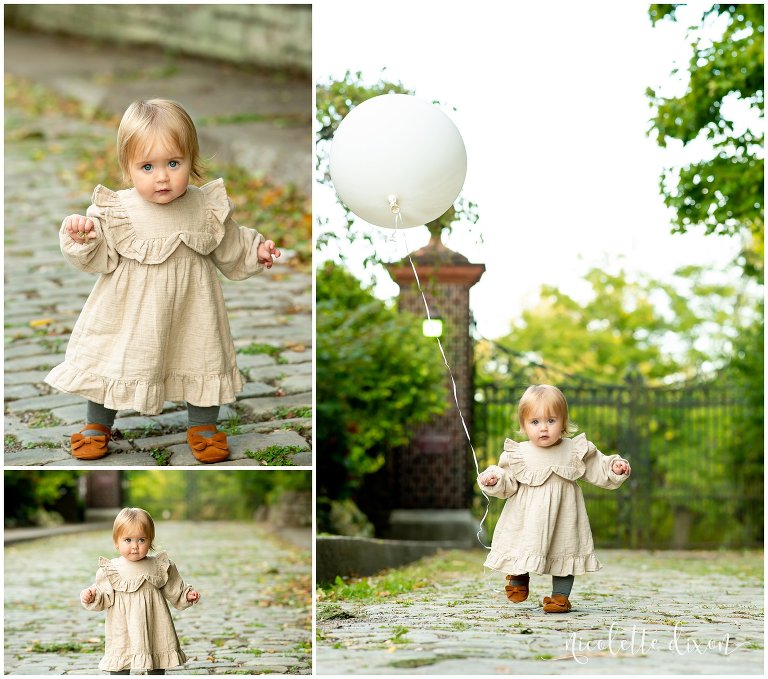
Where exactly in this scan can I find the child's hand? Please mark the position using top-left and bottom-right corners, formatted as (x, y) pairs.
(187, 589), (201, 604)
(612, 460), (631, 476)
(478, 472), (498, 487)
(257, 239), (281, 269)
(64, 215), (98, 244)
(80, 586), (97, 604)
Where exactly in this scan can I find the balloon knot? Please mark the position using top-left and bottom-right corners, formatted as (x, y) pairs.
(388, 194), (400, 214)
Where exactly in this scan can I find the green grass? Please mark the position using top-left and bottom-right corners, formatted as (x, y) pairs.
(273, 405), (311, 419)
(22, 441), (60, 450)
(149, 448), (172, 465)
(388, 655), (469, 668)
(317, 551), (481, 603)
(389, 626), (409, 644)
(198, 112), (310, 128)
(316, 603), (355, 621)
(24, 411), (63, 429)
(221, 413), (243, 436)
(121, 425), (160, 441)
(239, 342), (282, 357)
(244, 445), (305, 465)
(29, 641), (100, 654)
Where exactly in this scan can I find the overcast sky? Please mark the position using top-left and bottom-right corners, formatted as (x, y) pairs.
(313, 1), (746, 339)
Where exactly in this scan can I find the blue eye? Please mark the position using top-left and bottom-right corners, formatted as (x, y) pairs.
(142, 164), (152, 172)
(169, 160), (179, 168)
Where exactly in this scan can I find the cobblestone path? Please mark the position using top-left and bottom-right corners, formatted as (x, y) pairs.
(4, 106), (311, 467)
(4, 522), (312, 674)
(316, 549), (764, 675)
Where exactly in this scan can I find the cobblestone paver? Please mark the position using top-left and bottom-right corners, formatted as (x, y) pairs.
(4, 105), (311, 467)
(316, 549), (764, 675)
(4, 522), (312, 674)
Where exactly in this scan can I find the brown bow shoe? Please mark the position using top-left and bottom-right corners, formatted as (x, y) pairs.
(186, 424), (229, 463)
(543, 594), (572, 613)
(71, 423), (111, 460)
(504, 574), (530, 602)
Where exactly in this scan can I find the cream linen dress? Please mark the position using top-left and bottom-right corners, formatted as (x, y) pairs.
(479, 433), (629, 576)
(45, 179), (265, 415)
(83, 552), (194, 672)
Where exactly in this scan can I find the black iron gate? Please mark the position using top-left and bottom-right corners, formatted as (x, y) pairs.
(474, 377), (763, 549)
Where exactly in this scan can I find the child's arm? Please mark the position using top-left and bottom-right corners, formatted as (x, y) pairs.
(210, 212), (281, 280)
(161, 561), (198, 610)
(80, 569), (114, 611)
(59, 207), (119, 274)
(477, 454), (519, 499)
(581, 440), (631, 490)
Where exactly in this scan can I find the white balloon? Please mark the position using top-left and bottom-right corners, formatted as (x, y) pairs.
(330, 94), (467, 229)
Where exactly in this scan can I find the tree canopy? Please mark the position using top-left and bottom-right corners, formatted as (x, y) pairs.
(647, 4), (764, 279)
(478, 264), (760, 386)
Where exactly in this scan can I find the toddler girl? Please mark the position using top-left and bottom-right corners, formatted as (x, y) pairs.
(80, 507), (199, 674)
(478, 384), (631, 613)
(45, 98), (281, 463)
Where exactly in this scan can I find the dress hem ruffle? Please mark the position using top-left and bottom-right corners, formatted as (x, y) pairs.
(484, 550), (602, 576)
(44, 362), (244, 416)
(98, 649), (187, 671)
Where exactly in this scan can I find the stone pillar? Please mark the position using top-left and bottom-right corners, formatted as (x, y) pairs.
(384, 224), (485, 543)
(83, 471), (124, 522)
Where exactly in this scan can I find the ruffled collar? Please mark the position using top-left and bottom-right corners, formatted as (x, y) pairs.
(501, 433), (591, 485)
(98, 552), (172, 592)
(91, 178), (231, 264)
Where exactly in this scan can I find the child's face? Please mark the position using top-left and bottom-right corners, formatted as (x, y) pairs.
(129, 134), (190, 204)
(115, 528), (150, 561)
(523, 412), (563, 448)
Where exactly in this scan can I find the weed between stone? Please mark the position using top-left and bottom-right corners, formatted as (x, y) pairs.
(245, 445), (305, 465)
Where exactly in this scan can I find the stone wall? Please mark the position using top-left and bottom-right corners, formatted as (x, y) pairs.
(5, 4), (310, 74)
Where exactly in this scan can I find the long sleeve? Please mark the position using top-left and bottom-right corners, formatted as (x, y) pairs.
(161, 561), (194, 611)
(59, 204), (120, 274)
(209, 211), (266, 281)
(478, 452), (519, 499)
(82, 567), (114, 611)
(580, 440), (630, 490)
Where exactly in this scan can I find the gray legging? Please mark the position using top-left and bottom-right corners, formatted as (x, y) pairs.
(87, 401), (219, 429)
(509, 573), (574, 596)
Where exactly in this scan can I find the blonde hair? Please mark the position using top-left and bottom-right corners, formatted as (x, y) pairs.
(112, 507), (156, 551)
(518, 384), (578, 436)
(117, 99), (203, 184)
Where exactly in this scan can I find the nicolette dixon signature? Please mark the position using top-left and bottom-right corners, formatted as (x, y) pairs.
(565, 622), (748, 664)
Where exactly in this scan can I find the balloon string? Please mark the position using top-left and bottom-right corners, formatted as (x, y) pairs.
(399, 222), (491, 550)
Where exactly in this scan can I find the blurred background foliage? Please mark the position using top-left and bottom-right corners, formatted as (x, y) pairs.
(4, 470), (310, 528)
(125, 470), (310, 521)
(315, 261), (447, 533)
(4, 471), (84, 528)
